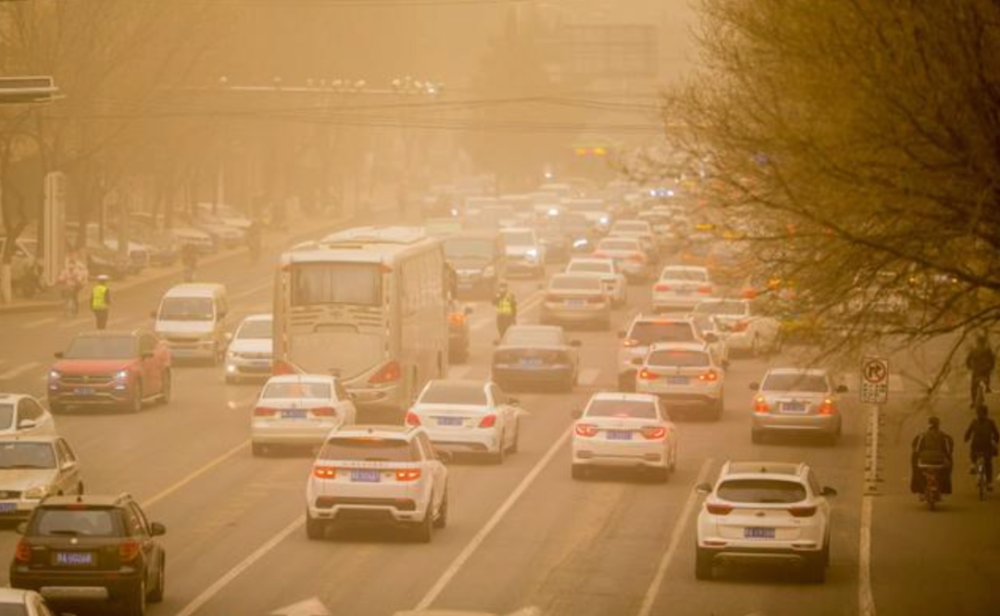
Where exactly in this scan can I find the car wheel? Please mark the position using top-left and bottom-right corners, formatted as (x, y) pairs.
(571, 464), (589, 481)
(210, 343), (221, 366)
(750, 334), (760, 357)
(126, 383), (143, 414)
(433, 489), (449, 529)
(77, 481), (85, 495)
(711, 398), (724, 421)
(148, 554), (166, 603)
(751, 428), (764, 444)
(413, 504), (434, 543)
(159, 370), (172, 404)
(124, 578), (147, 616)
(669, 447), (678, 472)
(305, 513), (326, 541)
(251, 443), (268, 457)
(695, 546), (714, 580)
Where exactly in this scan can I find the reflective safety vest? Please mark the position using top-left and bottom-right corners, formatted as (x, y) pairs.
(497, 294), (515, 316)
(91, 284), (109, 311)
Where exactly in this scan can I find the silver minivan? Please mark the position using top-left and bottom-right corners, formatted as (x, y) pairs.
(153, 283), (230, 364)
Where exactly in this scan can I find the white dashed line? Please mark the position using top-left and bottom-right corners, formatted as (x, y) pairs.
(859, 495), (877, 616)
(0, 361), (41, 381)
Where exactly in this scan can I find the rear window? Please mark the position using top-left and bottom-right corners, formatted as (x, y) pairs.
(30, 508), (121, 537)
(263, 382), (332, 399)
(550, 276), (601, 291)
(419, 382), (487, 405)
(237, 319), (272, 340)
(761, 373), (829, 393)
(661, 268), (707, 282)
(628, 321), (697, 345)
(717, 479), (807, 504)
(568, 262), (612, 274)
(648, 350), (710, 367)
(0, 404), (13, 430)
(585, 399), (658, 419)
(319, 437), (419, 462)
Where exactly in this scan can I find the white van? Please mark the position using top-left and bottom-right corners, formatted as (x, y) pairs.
(153, 283), (230, 363)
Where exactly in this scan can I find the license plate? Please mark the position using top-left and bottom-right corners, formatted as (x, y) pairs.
(54, 552), (94, 566)
(74, 387), (94, 396)
(744, 527), (776, 539)
(350, 469), (381, 483)
(666, 376), (689, 385)
(251, 360), (271, 367)
(281, 409), (307, 419)
(0, 503), (16, 514)
(607, 430), (632, 440)
(520, 358), (542, 367)
(438, 417), (463, 426)
(566, 299), (586, 307)
(782, 402), (806, 413)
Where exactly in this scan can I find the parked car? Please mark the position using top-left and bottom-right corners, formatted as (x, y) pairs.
(251, 374), (357, 456)
(634, 342), (726, 419)
(491, 325), (581, 392)
(0, 436), (84, 519)
(749, 368), (848, 444)
(0, 393), (56, 437)
(225, 314), (273, 384)
(540, 273), (612, 330)
(48, 330), (172, 414)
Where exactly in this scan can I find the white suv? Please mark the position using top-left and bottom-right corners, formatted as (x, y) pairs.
(695, 461), (837, 582)
(617, 315), (724, 390)
(635, 342), (725, 420)
(305, 425), (449, 542)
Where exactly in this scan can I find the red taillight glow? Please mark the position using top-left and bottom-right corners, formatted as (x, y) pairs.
(478, 414), (497, 428)
(313, 466), (337, 479)
(575, 423), (599, 437)
(311, 407), (337, 417)
(546, 294), (561, 302)
(789, 506), (817, 518)
(733, 320), (749, 332)
(119, 540), (142, 562)
(627, 253), (645, 262)
(396, 468), (422, 482)
(448, 312), (466, 327)
(698, 285), (712, 294)
(754, 396), (770, 414)
(818, 399), (836, 415)
(638, 368), (659, 381)
(253, 407), (278, 417)
(622, 338), (639, 347)
(654, 283), (671, 292)
(593, 251), (609, 259)
(706, 503), (733, 515)
(405, 411), (421, 426)
(641, 426), (667, 440)
(698, 370), (719, 382)
(369, 361), (402, 384)
(14, 540), (30, 563)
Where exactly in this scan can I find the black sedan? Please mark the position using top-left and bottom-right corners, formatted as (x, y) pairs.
(490, 325), (581, 392)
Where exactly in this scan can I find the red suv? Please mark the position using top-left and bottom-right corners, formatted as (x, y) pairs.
(48, 330), (171, 414)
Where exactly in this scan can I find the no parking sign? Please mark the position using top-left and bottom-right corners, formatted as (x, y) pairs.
(860, 357), (889, 404)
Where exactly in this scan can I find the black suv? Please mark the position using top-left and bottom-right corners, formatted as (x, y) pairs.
(10, 493), (166, 616)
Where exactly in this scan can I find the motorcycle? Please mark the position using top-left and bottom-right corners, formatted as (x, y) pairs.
(918, 463), (947, 510)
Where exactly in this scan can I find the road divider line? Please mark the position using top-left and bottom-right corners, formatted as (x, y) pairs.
(175, 515), (305, 616)
(637, 458), (713, 616)
(0, 361), (41, 381)
(414, 425), (573, 610)
(142, 440), (249, 510)
(859, 495), (877, 616)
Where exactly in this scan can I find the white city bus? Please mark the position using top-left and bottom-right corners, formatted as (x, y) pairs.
(273, 226), (449, 411)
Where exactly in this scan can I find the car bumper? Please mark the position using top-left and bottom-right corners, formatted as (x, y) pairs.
(752, 413), (841, 434)
(541, 303), (609, 324)
(573, 440), (668, 469)
(226, 357), (273, 377)
(652, 294), (705, 312)
(11, 569), (142, 602)
(164, 341), (216, 359)
(637, 386), (721, 410)
(252, 421), (339, 446)
(424, 427), (501, 454)
(696, 544), (823, 566)
(0, 500), (39, 519)
(48, 385), (130, 407)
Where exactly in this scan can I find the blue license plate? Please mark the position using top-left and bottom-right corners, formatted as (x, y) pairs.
(744, 527), (776, 539)
(566, 299), (586, 306)
(520, 358), (542, 367)
(666, 376), (689, 385)
(438, 417), (463, 426)
(54, 552), (94, 566)
(282, 409), (307, 419)
(74, 387), (94, 396)
(351, 469), (381, 483)
(782, 402), (806, 413)
(0, 503), (16, 514)
(607, 430), (632, 440)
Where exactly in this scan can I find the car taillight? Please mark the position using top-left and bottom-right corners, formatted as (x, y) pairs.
(654, 283), (671, 292)
(818, 399), (836, 415)
(627, 253), (645, 262)
(396, 468), (421, 482)
(369, 361), (401, 384)
(479, 414), (497, 428)
(698, 370), (719, 382)
(789, 506), (817, 518)
(405, 411), (421, 426)
(641, 426), (667, 440)
(638, 368), (659, 381)
(754, 396), (770, 414)
(253, 406), (278, 417)
(622, 338), (639, 347)
(119, 540), (142, 563)
(733, 320), (749, 332)
(14, 540), (31, 563)
(313, 466), (337, 479)
(593, 251), (609, 259)
(706, 503), (733, 515)
(448, 312), (466, 327)
(574, 423), (598, 437)
(698, 285), (712, 294)
(546, 294), (561, 302)
(311, 407), (337, 417)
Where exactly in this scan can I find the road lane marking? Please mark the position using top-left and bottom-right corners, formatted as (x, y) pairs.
(0, 361), (41, 380)
(414, 425), (574, 610)
(637, 458), (714, 616)
(270, 598), (331, 616)
(578, 368), (600, 386)
(175, 514), (305, 616)
(142, 440), (249, 510)
(25, 316), (57, 329)
(859, 495), (877, 616)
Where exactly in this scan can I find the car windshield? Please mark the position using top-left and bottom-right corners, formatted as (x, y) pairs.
(503, 327), (561, 346)
(419, 382), (487, 405)
(568, 262), (612, 275)
(648, 350), (710, 367)
(762, 373), (829, 393)
(237, 319), (272, 340)
(31, 508), (120, 537)
(319, 437), (418, 462)
(0, 442), (55, 469)
(599, 239), (639, 251)
(694, 301), (747, 316)
(0, 404), (13, 430)
(717, 479), (808, 504)
(628, 321), (697, 345)
(444, 238), (495, 260)
(550, 276), (601, 291)
(502, 231), (534, 246)
(586, 399), (658, 419)
(661, 268), (708, 282)
(263, 382), (332, 399)
(64, 335), (135, 360)
(159, 297), (214, 321)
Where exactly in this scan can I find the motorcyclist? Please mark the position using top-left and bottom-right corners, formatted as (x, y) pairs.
(910, 416), (954, 497)
(493, 281), (517, 338)
(966, 334), (996, 407)
(964, 405), (1000, 490)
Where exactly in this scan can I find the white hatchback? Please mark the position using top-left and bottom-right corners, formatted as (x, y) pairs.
(652, 265), (715, 312)
(305, 425), (449, 542)
(695, 461), (837, 582)
(251, 375), (357, 456)
(0, 393), (56, 437)
(225, 313), (273, 383)
(635, 342), (726, 420)
(571, 392), (678, 482)
(565, 258), (628, 306)
(407, 379), (521, 464)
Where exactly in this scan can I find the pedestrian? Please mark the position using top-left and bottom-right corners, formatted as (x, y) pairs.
(57, 252), (88, 316)
(90, 274), (111, 330)
(964, 405), (1000, 489)
(493, 281), (517, 338)
(966, 334), (996, 407)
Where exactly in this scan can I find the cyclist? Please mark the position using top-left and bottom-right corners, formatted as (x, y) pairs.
(966, 334), (996, 407)
(964, 405), (1000, 491)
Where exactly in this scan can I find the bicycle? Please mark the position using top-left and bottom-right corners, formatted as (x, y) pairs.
(974, 455), (989, 501)
(972, 375), (989, 409)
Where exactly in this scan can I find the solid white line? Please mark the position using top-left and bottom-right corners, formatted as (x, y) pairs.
(414, 426), (574, 610)
(24, 317), (57, 329)
(859, 495), (877, 616)
(174, 515), (305, 616)
(637, 458), (714, 616)
(142, 440), (249, 509)
(0, 361), (41, 380)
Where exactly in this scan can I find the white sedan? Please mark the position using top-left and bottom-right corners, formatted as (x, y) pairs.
(652, 265), (716, 313)
(565, 257), (628, 306)
(0, 393), (56, 437)
(407, 379), (520, 464)
(571, 392), (678, 482)
(693, 299), (780, 357)
(251, 374), (357, 456)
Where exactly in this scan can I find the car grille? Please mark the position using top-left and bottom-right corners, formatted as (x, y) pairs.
(60, 374), (115, 386)
(315, 496), (416, 512)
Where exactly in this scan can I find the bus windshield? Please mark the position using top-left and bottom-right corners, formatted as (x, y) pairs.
(292, 263), (381, 307)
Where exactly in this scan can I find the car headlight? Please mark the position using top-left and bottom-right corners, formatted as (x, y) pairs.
(48, 370), (61, 380)
(526, 248), (539, 259)
(114, 369), (129, 382)
(599, 216), (610, 225)
(24, 485), (49, 500)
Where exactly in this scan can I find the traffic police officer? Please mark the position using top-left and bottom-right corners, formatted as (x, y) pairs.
(493, 281), (517, 338)
(91, 274), (111, 330)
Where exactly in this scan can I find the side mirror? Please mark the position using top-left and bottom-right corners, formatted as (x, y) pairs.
(150, 522), (167, 536)
(15, 522), (26, 535)
(695, 482), (712, 495)
(821, 486), (838, 497)
(436, 450), (454, 464)
(570, 408), (583, 419)
(748, 382), (760, 391)
(616, 331), (625, 339)
(61, 460), (77, 472)
(53, 352), (64, 359)
(17, 419), (37, 430)
(836, 384), (848, 393)
(570, 340), (582, 347)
